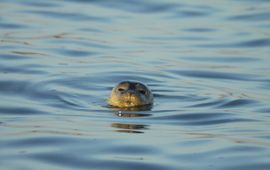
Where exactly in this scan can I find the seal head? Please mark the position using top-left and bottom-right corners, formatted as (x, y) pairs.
(108, 81), (153, 108)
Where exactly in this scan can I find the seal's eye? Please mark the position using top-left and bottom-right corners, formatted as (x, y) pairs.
(139, 90), (146, 95)
(118, 88), (125, 92)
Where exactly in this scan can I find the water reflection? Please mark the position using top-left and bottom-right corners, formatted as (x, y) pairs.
(111, 123), (148, 133)
(112, 110), (151, 133)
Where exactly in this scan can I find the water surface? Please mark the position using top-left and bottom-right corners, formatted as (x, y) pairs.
(1, 0), (270, 169)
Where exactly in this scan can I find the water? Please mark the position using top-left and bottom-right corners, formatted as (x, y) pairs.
(1, 0), (270, 169)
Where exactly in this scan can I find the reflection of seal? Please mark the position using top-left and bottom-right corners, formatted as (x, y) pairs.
(108, 81), (153, 108)
(111, 123), (147, 133)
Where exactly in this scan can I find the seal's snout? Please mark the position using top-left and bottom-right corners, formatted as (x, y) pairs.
(126, 90), (136, 95)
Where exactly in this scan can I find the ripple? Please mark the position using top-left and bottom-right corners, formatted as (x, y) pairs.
(10, 136), (172, 170)
(21, 1), (60, 7)
(168, 4), (216, 19)
(25, 10), (110, 22)
(50, 39), (112, 49)
(0, 54), (31, 60)
(217, 99), (257, 108)
(222, 163), (270, 170)
(151, 112), (255, 126)
(183, 28), (217, 32)
(0, 80), (65, 108)
(44, 76), (101, 91)
(174, 10), (211, 17)
(155, 93), (208, 102)
(99, 71), (163, 85)
(190, 99), (257, 109)
(0, 64), (46, 75)
(104, 143), (160, 160)
(0, 107), (47, 115)
(235, 39), (270, 48)
(181, 56), (258, 63)
(197, 38), (270, 48)
(72, 0), (178, 14)
(57, 95), (84, 108)
(167, 69), (258, 81)
(0, 23), (27, 29)
(50, 48), (96, 57)
(257, 107), (270, 113)
(140, 35), (210, 41)
(5, 136), (75, 147)
(189, 100), (226, 108)
(169, 143), (270, 170)
(228, 12), (270, 22)
(0, 80), (30, 95)
(29, 152), (170, 170)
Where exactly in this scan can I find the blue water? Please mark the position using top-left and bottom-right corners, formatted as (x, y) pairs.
(1, 0), (270, 169)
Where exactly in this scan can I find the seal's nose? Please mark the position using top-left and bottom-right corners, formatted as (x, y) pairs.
(127, 89), (136, 95)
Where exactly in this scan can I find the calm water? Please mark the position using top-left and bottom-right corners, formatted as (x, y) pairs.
(1, 0), (270, 169)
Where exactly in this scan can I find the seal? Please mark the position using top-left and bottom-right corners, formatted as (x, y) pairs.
(108, 81), (153, 108)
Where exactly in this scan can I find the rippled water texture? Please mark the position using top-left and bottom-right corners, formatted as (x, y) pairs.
(1, 0), (270, 169)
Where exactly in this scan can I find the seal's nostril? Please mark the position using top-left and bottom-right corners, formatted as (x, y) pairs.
(126, 89), (135, 94)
